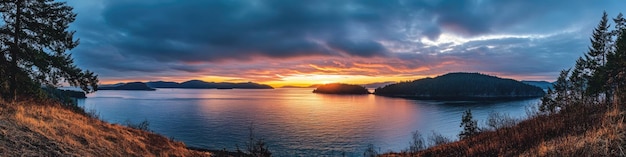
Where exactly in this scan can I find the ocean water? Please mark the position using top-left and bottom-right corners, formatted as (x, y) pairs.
(78, 88), (540, 156)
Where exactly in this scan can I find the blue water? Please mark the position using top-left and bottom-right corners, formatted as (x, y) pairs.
(77, 88), (539, 156)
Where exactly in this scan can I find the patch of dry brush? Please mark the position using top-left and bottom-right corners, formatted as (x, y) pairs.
(382, 103), (626, 157)
(0, 99), (209, 156)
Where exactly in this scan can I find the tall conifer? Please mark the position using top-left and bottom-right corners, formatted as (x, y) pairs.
(0, 0), (98, 101)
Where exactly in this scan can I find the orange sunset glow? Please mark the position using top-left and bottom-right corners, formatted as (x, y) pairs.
(66, 0), (620, 88)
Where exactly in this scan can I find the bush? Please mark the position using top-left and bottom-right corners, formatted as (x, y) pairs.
(245, 124), (271, 157)
(408, 130), (425, 153)
(525, 103), (543, 118)
(85, 108), (100, 119)
(124, 119), (150, 132)
(459, 109), (480, 139)
(485, 111), (518, 130)
(428, 131), (451, 147)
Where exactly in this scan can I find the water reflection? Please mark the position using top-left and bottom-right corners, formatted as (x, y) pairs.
(80, 88), (539, 156)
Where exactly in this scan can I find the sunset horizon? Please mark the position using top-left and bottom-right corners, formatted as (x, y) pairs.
(65, 1), (624, 88)
(97, 71), (554, 88)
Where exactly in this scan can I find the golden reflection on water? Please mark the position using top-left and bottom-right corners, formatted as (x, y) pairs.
(195, 88), (421, 151)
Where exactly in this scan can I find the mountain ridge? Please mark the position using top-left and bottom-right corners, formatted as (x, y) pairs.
(98, 82), (156, 91)
(131, 80), (274, 89)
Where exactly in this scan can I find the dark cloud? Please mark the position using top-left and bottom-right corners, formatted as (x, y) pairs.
(97, 0), (400, 61)
(66, 0), (626, 82)
(326, 38), (388, 57)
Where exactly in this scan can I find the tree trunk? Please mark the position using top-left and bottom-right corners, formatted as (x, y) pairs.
(9, 0), (22, 102)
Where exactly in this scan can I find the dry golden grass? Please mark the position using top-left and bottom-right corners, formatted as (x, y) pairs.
(521, 105), (626, 156)
(382, 103), (626, 157)
(0, 99), (210, 156)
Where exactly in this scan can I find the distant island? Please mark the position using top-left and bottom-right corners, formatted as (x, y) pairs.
(98, 82), (156, 91)
(362, 81), (396, 88)
(99, 80), (273, 90)
(374, 72), (546, 100)
(282, 81), (395, 89)
(147, 80), (273, 89)
(280, 85), (309, 88)
(313, 83), (370, 95)
(280, 84), (321, 88)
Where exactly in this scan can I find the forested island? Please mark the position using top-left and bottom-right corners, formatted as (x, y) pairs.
(374, 73), (545, 100)
(147, 80), (273, 89)
(98, 82), (156, 91)
(312, 83), (370, 94)
(99, 80), (274, 90)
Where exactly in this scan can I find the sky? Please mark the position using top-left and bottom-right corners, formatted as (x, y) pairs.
(66, 0), (626, 87)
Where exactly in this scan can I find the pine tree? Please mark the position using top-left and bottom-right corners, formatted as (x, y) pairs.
(589, 12), (611, 66)
(0, 0), (98, 101)
(606, 27), (626, 106)
(613, 13), (626, 37)
(541, 70), (572, 113)
(587, 12), (612, 100)
(553, 69), (572, 110)
(540, 88), (557, 113)
(570, 57), (587, 104)
(459, 109), (479, 139)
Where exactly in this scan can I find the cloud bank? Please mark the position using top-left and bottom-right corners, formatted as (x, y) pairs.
(66, 0), (626, 84)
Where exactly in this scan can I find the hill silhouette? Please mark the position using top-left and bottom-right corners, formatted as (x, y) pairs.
(158, 80), (273, 89)
(98, 82), (156, 91)
(145, 81), (180, 88)
(374, 73), (545, 100)
(99, 80), (275, 89)
(362, 81), (396, 88)
(313, 83), (370, 94)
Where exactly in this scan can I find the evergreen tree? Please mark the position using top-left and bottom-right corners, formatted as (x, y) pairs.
(553, 69), (572, 109)
(541, 69), (573, 114)
(586, 12), (612, 99)
(459, 109), (479, 140)
(606, 27), (626, 106)
(540, 88), (557, 113)
(570, 57), (587, 104)
(588, 11), (611, 66)
(0, 0), (98, 101)
(613, 13), (626, 37)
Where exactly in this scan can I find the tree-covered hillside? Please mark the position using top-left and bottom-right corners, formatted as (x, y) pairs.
(313, 83), (370, 95)
(374, 73), (545, 100)
(98, 82), (155, 91)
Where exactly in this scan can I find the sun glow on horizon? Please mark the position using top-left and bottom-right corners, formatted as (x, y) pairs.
(262, 74), (428, 88)
(97, 72), (555, 88)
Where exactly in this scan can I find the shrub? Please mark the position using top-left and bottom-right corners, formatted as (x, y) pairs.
(124, 119), (151, 132)
(485, 111), (518, 130)
(85, 108), (100, 119)
(408, 130), (425, 153)
(459, 109), (480, 139)
(245, 124), (271, 157)
(428, 131), (451, 147)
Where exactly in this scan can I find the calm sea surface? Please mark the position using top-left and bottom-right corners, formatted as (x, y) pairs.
(77, 88), (539, 156)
